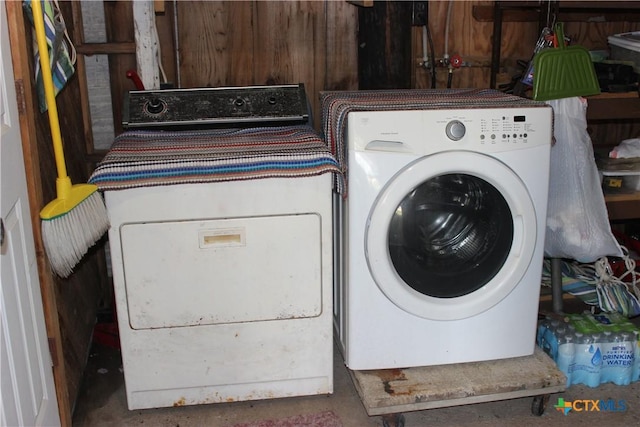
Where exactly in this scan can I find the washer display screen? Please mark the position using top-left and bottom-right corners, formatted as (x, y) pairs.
(388, 173), (514, 298)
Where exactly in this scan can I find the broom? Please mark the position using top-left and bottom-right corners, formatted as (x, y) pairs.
(32, 0), (109, 278)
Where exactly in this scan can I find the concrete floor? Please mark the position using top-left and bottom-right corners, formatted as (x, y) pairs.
(72, 298), (640, 427)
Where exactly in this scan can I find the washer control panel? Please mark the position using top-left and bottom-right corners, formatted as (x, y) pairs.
(437, 109), (551, 148)
(348, 106), (553, 154)
(475, 113), (535, 145)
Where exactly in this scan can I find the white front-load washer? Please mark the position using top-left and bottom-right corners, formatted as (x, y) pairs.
(334, 103), (553, 370)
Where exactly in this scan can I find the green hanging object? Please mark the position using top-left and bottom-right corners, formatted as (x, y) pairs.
(532, 23), (601, 101)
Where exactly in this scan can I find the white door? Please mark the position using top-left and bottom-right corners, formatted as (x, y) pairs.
(0, 3), (61, 426)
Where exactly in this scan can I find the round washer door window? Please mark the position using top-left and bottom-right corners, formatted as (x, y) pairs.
(365, 151), (536, 321)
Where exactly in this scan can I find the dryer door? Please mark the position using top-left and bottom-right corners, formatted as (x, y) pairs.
(365, 151), (536, 320)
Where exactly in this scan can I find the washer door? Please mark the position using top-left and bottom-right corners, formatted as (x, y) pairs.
(365, 151), (536, 320)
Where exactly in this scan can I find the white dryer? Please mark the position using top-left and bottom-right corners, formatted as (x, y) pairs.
(91, 125), (338, 410)
(334, 104), (553, 370)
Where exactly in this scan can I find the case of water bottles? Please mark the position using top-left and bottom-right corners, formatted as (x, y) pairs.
(537, 311), (640, 388)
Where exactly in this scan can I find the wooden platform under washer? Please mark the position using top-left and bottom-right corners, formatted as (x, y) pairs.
(349, 347), (566, 417)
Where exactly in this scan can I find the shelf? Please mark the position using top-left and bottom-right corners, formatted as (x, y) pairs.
(589, 92), (640, 221)
(605, 192), (640, 221)
(487, 1), (640, 89)
(586, 91), (640, 121)
(475, 2), (640, 23)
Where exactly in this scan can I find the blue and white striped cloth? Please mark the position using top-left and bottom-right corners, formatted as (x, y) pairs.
(24, 0), (76, 112)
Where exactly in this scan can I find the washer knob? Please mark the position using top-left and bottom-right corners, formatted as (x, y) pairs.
(445, 120), (466, 141)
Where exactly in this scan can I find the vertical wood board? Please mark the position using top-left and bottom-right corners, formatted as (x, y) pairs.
(254, 0), (325, 124)
(177, 1), (254, 87)
(104, 1), (136, 135)
(324, 0), (358, 91)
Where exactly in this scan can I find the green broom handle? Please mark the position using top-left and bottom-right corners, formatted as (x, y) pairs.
(31, 0), (69, 183)
(555, 23), (566, 50)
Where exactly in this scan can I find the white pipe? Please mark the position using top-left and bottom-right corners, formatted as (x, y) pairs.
(444, 0), (453, 62)
(173, 0), (181, 88)
(133, 1), (160, 89)
(422, 25), (428, 67)
(152, 11), (168, 84)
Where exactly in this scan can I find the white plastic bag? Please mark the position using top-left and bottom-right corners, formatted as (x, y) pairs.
(544, 97), (622, 262)
(610, 138), (640, 159)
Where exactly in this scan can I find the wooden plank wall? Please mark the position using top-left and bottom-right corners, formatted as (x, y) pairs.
(148, 1), (638, 134)
(167, 0), (359, 129)
(104, 2), (137, 137)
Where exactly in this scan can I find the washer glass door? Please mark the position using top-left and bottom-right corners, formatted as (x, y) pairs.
(366, 151), (536, 320)
(388, 173), (513, 298)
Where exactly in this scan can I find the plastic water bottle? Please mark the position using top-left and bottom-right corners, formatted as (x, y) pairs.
(632, 330), (640, 383)
(556, 332), (575, 387)
(537, 317), (551, 348)
(540, 320), (561, 359)
(548, 325), (567, 362)
(572, 332), (602, 387)
(571, 332), (586, 385)
(588, 333), (603, 387)
(599, 330), (634, 385)
(615, 332), (634, 385)
(600, 331), (615, 384)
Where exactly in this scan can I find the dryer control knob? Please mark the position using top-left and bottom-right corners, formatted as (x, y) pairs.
(445, 120), (466, 141)
(145, 98), (166, 115)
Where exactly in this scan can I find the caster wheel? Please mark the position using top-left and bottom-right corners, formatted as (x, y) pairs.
(382, 413), (405, 427)
(531, 394), (550, 416)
